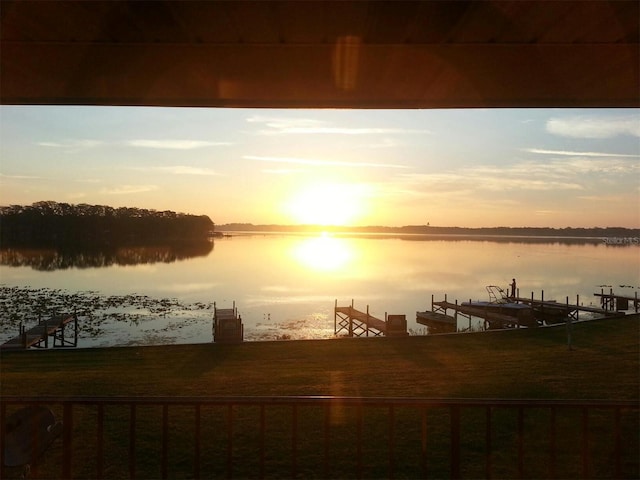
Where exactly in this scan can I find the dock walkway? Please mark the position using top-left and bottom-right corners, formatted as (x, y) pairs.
(513, 297), (617, 317)
(335, 305), (387, 336)
(432, 300), (533, 328)
(334, 300), (408, 337)
(1, 314), (77, 350)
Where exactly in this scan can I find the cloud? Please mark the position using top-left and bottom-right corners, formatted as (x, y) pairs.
(262, 168), (303, 175)
(523, 148), (638, 158)
(100, 185), (158, 195)
(155, 166), (220, 176)
(247, 115), (431, 136)
(0, 173), (41, 179)
(546, 115), (640, 138)
(127, 139), (231, 149)
(398, 170), (583, 193)
(394, 158), (596, 196)
(365, 138), (399, 148)
(37, 139), (103, 148)
(244, 155), (408, 169)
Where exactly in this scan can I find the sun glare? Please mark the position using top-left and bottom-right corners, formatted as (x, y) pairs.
(292, 234), (353, 271)
(286, 183), (368, 226)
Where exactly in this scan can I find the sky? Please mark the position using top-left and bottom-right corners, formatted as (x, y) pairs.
(0, 106), (638, 228)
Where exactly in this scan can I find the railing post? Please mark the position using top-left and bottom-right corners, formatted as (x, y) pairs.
(259, 404), (265, 479)
(129, 404), (136, 479)
(549, 407), (557, 479)
(421, 407), (428, 478)
(291, 404), (298, 479)
(614, 407), (621, 479)
(485, 406), (492, 479)
(517, 407), (524, 478)
(161, 404), (169, 479)
(324, 403), (330, 479)
(227, 404), (233, 478)
(194, 404), (201, 480)
(357, 404), (363, 478)
(581, 407), (589, 479)
(388, 405), (395, 479)
(63, 402), (73, 478)
(97, 404), (104, 479)
(450, 405), (461, 479)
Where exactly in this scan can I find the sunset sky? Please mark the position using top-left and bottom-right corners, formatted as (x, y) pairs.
(1, 107), (638, 228)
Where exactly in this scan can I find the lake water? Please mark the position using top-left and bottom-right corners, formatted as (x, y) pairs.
(1, 233), (638, 347)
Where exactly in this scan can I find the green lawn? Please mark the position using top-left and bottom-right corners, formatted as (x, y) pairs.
(1, 315), (638, 479)
(2, 315), (638, 399)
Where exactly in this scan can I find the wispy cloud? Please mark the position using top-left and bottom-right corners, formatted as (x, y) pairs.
(244, 155), (408, 169)
(100, 185), (158, 195)
(365, 138), (400, 149)
(155, 166), (220, 176)
(0, 173), (41, 179)
(523, 148), (638, 158)
(398, 170), (583, 193)
(546, 115), (640, 138)
(127, 165), (220, 176)
(38, 139), (103, 148)
(247, 115), (431, 136)
(127, 139), (231, 149)
(262, 168), (303, 175)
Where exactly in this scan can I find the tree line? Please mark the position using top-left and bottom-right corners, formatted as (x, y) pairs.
(217, 223), (640, 238)
(0, 201), (214, 246)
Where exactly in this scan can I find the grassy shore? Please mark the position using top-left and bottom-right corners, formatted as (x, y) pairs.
(2, 315), (638, 399)
(1, 316), (638, 479)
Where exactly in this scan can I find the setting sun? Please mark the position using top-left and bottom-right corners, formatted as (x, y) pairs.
(285, 183), (369, 226)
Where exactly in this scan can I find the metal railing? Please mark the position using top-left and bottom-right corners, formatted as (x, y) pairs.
(1, 396), (638, 479)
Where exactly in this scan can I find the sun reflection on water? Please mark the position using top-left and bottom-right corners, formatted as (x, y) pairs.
(291, 234), (353, 271)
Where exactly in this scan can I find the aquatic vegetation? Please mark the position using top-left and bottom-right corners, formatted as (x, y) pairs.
(0, 285), (214, 345)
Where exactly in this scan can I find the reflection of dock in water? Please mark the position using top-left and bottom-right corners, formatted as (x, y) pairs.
(334, 300), (408, 337)
(1, 313), (78, 350)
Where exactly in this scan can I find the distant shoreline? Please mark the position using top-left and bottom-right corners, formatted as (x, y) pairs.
(216, 223), (640, 240)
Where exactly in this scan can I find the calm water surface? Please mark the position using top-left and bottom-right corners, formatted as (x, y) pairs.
(1, 234), (638, 347)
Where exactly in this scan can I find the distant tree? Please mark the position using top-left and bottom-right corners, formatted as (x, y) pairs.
(0, 201), (214, 246)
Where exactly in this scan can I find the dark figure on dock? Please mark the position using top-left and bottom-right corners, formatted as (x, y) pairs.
(510, 278), (517, 298)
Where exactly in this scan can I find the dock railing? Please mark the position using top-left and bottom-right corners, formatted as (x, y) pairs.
(1, 396), (637, 479)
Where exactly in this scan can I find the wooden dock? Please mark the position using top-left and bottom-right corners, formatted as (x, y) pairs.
(334, 300), (407, 337)
(1, 314), (78, 350)
(593, 289), (639, 313)
(513, 295), (617, 320)
(432, 300), (537, 328)
(415, 310), (457, 334)
(213, 302), (243, 343)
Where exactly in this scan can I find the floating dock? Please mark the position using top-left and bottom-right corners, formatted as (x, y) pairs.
(1, 314), (78, 350)
(334, 300), (407, 337)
